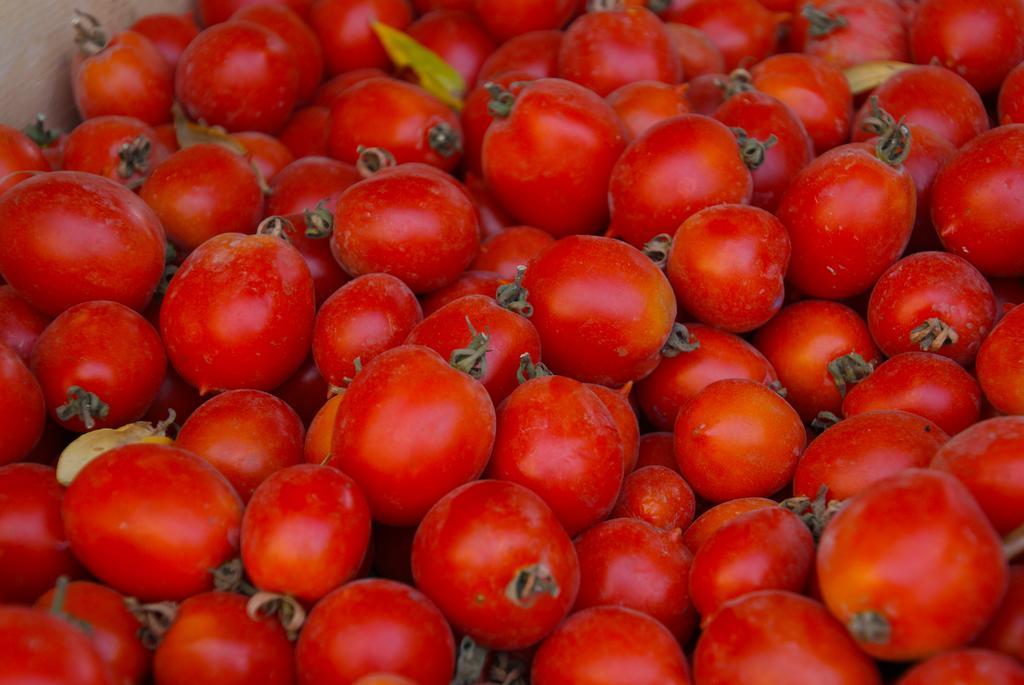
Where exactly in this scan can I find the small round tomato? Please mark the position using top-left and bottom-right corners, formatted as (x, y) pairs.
(413, 480), (578, 649)
(898, 648), (1024, 685)
(421, 270), (506, 315)
(129, 12), (198, 69)
(474, 0), (575, 42)
(0, 346), (45, 466)
(682, 497), (776, 555)
(257, 212), (349, 306)
(313, 273), (422, 388)
(483, 78), (626, 237)
(532, 606), (691, 685)
(635, 432), (679, 471)
(608, 114), (752, 249)
(331, 164), (479, 293)
(694, 591), (882, 685)
(1000, 62), (1024, 124)
(233, 4), (323, 104)
(277, 106), (330, 158)
(266, 156), (360, 216)
(331, 346), (495, 525)
(977, 303), (1024, 415)
(587, 383), (640, 475)
(0, 606), (111, 685)
(476, 29), (562, 83)
(523, 235), (676, 385)
(143, 368), (203, 427)
(843, 352), (981, 435)
(794, 410), (948, 502)
(792, 0), (908, 68)
(673, 0), (780, 69)
(233, 131), (294, 182)
(0, 286), (48, 364)
(317, 72), (391, 110)
(675, 378), (806, 502)
(868, 252), (997, 366)
(31, 301), (165, 432)
(887, 123), (955, 253)
(140, 144), (264, 250)
(0, 464), (82, 604)
(272, 355), (329, 427)
(663, 23), (725, 78)
(753, 300), (879, 423)
(63, 443), (242, 601)
(818, 469), (1007, 660)
(36, 581), (149, 685)
(296, 579), (454, 685)
(160, 233), (315, 393)
(469, 226), (554, 279)
(460, 71), (536, 176)
(176, 21), (298, 133)
(611, 465), (695, 531)
(0, 172), (165, 316)
(0, 124), (50, 195)
(154, 591), (294, 685)
(636, 324), (778, 431)
(407, 10), (497, 87)
(62, 116), (169, 188)
(304, 393), (342, 463)
(309, 0), (412, 74)
(975, 565), (1024, 661)
(607, 80), (690, 140)
(199, 0), (314, 24)
(666, 205), (790, 332)
(910, 0), (1024, 94)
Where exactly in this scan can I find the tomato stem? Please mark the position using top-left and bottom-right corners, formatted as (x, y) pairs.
(662, 323), (700, 357)
(733, 128), (778, 170)
(56, 385), (110, 430)
(586, 0), (625, 12)
(768, 379), (788, 398)
(827, 352), (874, 398)
(717, 69), (755, 100)
(48, 576), (94, 634)
(210, 558), (256, 596)
(117, 135), (152, 180)
(780, 485), (844, 542)
(125, 597), (178, 649)
(516, 352), (552, 384)
(453, 636), (489, 685)
(450, 317), (490, 380)
(72, 9), (108, 55)
(847, 610), (892, 645)
(646, 0), (670, 12)
(428, 122), (462, 159)
(802, 4), (848, 38)
(496, 265), (534, 317)
(642, 233), (673, 268)
(304, 201), (334, 239)
(256, 216), (294, 243)
(23, 113), (61, 147)
(909, 317), (959, 352)
(811, 410), (841, 432)
(484, 83), (516, 119)
(246, 591), (306, 641)
(355, 146), (396, 178)
(505, 563), (560, 608)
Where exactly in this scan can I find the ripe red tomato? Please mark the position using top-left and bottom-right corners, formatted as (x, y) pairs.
(635, 432), (679, 472)
(469, 226), (554, 279)
(666, 205), (790, 332)
(1000, 62), (1024, 124)
(129, 12), (198, 69)
(62, 116), (169, 188)
(474, 0), (575, 42)
(976, 303), (1024, 415)
(794, 410), (947, 501)
(140, 144), (264, 250)
(636, 323), (778, 431)
(460, 71), (536, 176)
(694, 591), (882, 685)
(611, 465), (695, 531)
(681, 497), (776, 555)
(160, 233), (315, 393)
(607, 80), (690, 140)
(674, 0), (779, 69)
(242, 464), (371, 603)
(898, 648), (1024, 685)
(63, 443), (242, 601)
(31, 301), (165, 432)
(0, 346), (45, 466)
(676, 379), (806, 502)
(587, 383), (640, 474)
(36, 581), (150, 685)
(304, 393), (342, 464)
(0, 606), (112, 685)
(0, 124), (50, 195)
(843, 351), (981, 435)
(932, 125), (1024, 277)
(476, 29), (563, 84)
(258, 212), (349, 307)
(663, 23), (725, 78)
(522, 235), (676, 385)
(331, 164), (479, 293)
(199, 0), (314, 24)
(910, 0), (1024, 94)
(234, 131), (294, 182)
(0, 464), (82, 604)
(266, 156), (360, 216)
(413, 480), (578, 649)
(271, 355), (329, 427)
(608, 114), (752, 249)
(177, 21), (298, 133)
(818, 469), (1007, 660)
(975, 565), (1024, 661)
(277, 106), (330, 158)
(754, 300), (879, 423)
(885, 123), (955, 253)
(313, 273), (422, 388)
(486, 375), (624, 534)
(154, 591), (294, 685)
(233, 4), (323, 104)
(0, 287), (49, 364)
(0, 172), (165, 316)
(309, 0), (412, 74)
(420, 270), (506, 315)
(749, 53), (852, 154)
(72, 27), (173, 126)
(296, 579), (454, 685)
(407, 10), (497, 87)
(482, 79), (625, 237)
(531, 605), (691, 685)
(792, 0), (908, 68)
(331, 345), (495, 525)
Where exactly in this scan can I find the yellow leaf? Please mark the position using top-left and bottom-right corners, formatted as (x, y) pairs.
(844, 61), (914, 96)
(371, 21), (466, 110)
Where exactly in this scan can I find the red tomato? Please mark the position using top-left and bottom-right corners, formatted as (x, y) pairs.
(932, 125), (1024, 277)
(607, 80), (690, 140)
(818, 469), (1007, 660)
(910, 0), (1024, 94)
(460, 71), (536, 176)
(36, 581), (149, 685)
(258, 212), (349, 307)
(482, 79), (625, 237)
(0, 286), (49, 364)
(463, 172), (515, 240)
(272, 355), (329, 427)
(750, 53), (853, 154)
(31, 301), (165, 432)
(331, 164), (479, 293)
(693, 591), (882, 685)
(0, 172), (165, 316)
(277, 106), (330, 158)
(72, 27), (173, 126)
(154, 591), (294, 685)
(522, 235), (676, 385)
(0, 606), (111, 685)
(420, 270), (506, 316)
(63, 443), (242, 601)
(412, 480), (578, 650)
(753, 300), (880, 423)
(331, 345), (495, 525)
(975, 565), (1024, 661)
(0, 346), (45, 466)
(868, 252), (997, 366)
(587, 383), (640, 475)
(635, 432), (679, 471)
(1000, 62), (1024, 124)
(611, 465), (695, 530)
(469, 226), (555, 279)
(666, 205), (790, 332)
(675, 378), (806, 502)
(62, 116), (169, 188)
(474, 0), (575, 42)
(175, 390), (303, 501)
(309, 0), (412, 74)
(674, 0), (780, 69)
(476, 29), (562, 84)
(143, 367), (203, 427)
(977, 303), (1024, 415)
(843, 352), (981, 435)
(681, 497), (776, 555)
(636, 324), (778, 431)
(199, 0), (314, 24)
(792, 0), (908, 68)
(315, 69), (393, 108)
(898, 648), (1024, 685)
(0, 124), (50, 195)
(266, 156), (360, 216)
(663, 23), (725, 78)
(608, 114), (752, 248)
(296, 579), (454, 685)
(407, 10), (497, 87)
(887, 123), (955, 253)
(304, 393), (342, 464)
(160, 233), (315, 393)
(794, 410), (947, 501)
(233, 131), (294, 182)
(233, 4), (323, 104)
(0, 464), (82, 604)
(129, 12), (198, 69)
(531, 606), (691, 685)
(486, 375), (624, 535)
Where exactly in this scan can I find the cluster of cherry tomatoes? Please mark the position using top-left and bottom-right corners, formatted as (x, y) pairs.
(1, 0), (1024, 682)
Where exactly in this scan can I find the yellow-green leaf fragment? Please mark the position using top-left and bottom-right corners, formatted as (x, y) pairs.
(844, 61), (914, 96)
(371, 21), (466, 110)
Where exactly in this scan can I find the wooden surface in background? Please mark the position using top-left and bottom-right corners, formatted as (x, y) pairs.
(0, 0), (191, 130)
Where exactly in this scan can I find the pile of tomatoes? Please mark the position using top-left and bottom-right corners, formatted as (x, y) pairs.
(2, 0), (1024, 682)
